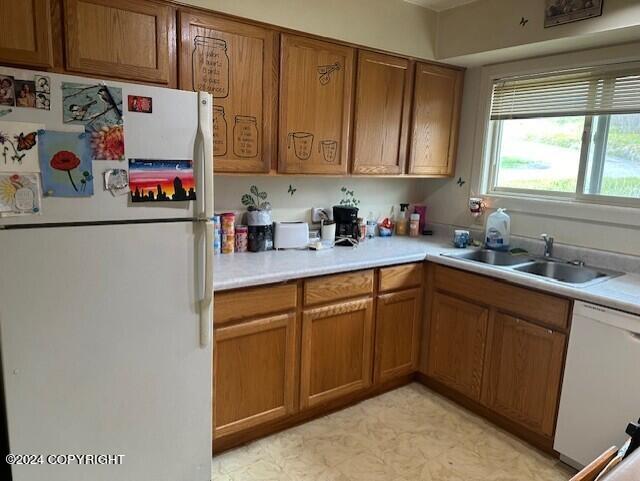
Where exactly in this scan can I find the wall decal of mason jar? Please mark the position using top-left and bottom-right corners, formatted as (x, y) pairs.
(288, 132), (314, 160)
(233, 115), (259, 158)
(192, 36), (229, 98)
(318, 140), (338, 163)
(213, 105), (227, 157)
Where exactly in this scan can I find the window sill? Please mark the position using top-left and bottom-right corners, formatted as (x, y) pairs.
(483, 192), (640, 229)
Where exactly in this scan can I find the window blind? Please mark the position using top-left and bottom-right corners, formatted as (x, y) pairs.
(490, 64), (640, 120)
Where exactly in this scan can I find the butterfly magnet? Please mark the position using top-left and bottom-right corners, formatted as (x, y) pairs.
(0, 121), (43, 173)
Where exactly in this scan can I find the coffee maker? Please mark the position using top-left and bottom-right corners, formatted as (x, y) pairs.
(333, 206), (359, 246)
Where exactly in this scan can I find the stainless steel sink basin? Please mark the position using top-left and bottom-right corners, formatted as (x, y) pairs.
(513, 261), (619, 285)
(448, 249), (535, 266)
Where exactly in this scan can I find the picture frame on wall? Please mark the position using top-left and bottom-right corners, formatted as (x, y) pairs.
(545, 0), (604, 28)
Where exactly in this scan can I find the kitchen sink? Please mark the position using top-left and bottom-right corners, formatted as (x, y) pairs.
(513, 261), (618, 285)
(447, 249), (534, 266)
(444, 249), (622, 287)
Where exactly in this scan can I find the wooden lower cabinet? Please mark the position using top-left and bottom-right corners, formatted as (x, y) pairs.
(482, 312), (566, 438)
(374, 287), (422, 382)
(300, 297), (374, 409)
(214, 311), (297, 439)
(427, 291), (489, 401)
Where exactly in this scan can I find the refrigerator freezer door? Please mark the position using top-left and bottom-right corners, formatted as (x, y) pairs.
(0, 66), (199, 227)
(0, 223), (212, 481)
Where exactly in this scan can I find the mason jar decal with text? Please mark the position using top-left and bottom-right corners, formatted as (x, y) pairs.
(233, 116), (258, 158)
(192, 36), (229, 98)
(213, 106), (227, 157)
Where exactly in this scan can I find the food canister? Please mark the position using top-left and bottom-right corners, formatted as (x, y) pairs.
(235, 225), (248, 253)
(221, 212), (235, 234)
(211, 215), (221, 254)
(222, 233), (235, 254)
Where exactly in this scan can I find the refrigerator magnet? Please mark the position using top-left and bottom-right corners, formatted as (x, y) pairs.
(104, 168), (129, 197)
(129, 159), (195, 203)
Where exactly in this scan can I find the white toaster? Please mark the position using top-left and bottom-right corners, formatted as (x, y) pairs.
(274, 222), (309, 249)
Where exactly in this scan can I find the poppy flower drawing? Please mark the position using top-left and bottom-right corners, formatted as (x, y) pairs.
(50, 150), (81, 191)
(38, 130), (94, 197)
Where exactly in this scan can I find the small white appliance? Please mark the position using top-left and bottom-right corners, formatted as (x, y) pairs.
(274, 221), (309, 249)
(0, 66), (214, 481)
(554, 301), (640, 469)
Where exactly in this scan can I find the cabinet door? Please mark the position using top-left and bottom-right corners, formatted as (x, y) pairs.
(427, 292), (488, 400)
(0, 0), (53, 68)
(408, 63), (463, 176)
(375, 288), (422, 383)
(179, 11), (277, 173)
(352, 51), (412, 175)
(483, 313), (566, 438)
(63, 0), (174, 84)
(214, 312), (297, 439)
(301, 298), (373, 408)
(279, 34), (354, 174)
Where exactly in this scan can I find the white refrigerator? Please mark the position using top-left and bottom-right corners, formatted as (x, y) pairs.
(0, 67), (214, 481)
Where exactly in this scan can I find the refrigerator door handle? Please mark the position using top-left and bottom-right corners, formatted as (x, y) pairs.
(197, 92), (214, 220)
(199, 221), (214, 348)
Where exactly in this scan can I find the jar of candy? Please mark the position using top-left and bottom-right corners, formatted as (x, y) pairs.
(235, 225), (248, 252)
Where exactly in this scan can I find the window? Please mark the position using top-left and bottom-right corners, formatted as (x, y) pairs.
(486, 65), (640, 204)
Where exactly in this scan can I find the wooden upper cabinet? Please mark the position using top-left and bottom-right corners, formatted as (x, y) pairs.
(0, 0), (53, 69)
(482, 313), (566, 438)
(63, 0), (175, 84)
(352, 51), (413, 175)
(279, 34), (354, 174)
(179, 12), (277, 173)
(408, 63), (463, 176)
(427, 292), (488, 401)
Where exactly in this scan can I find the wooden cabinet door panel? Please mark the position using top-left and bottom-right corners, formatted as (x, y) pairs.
(408, 63), (463, 176)
(64, 0), (173, 84)
(375, 288), (422, 382)
(214, 312), (297, 439)
(352, 51), (412, 175)
(279, 34), (354, 174)
(483, 313), (566, 437)
(427, 292), (488, 400)
(0, 0), (53, 68)
(179, 12), (277, 173)
(301, 298), (373, 408)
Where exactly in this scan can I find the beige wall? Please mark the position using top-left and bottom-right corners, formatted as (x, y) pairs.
(437, 0), (640, 63)
(179, 0), (438, 60)
(423, 43), (640, 257)
(214, 176), (424, 224)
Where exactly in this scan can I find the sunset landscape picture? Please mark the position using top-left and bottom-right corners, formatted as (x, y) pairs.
(129, 159), (196, 202)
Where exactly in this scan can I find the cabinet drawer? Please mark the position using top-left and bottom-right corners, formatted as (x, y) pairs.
(215, 283), (298, 325)
(379, 263), (423, 292)
(304, 270), (374, 306)
(433, 265), (570, 330)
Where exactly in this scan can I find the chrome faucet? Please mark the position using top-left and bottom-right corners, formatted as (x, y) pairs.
(541, 234), (554, 258)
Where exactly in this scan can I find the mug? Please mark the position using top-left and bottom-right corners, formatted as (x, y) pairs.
(453, 230), (471, 248)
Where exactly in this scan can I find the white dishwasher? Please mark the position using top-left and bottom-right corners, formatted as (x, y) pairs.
(554, 301), (640, 469)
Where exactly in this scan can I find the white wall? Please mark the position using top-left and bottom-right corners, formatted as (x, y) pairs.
(214, 176), (424, 224)
(180, 0), (438, 60)
(424, 43), (640, 257)
(437, 0), (640, 65)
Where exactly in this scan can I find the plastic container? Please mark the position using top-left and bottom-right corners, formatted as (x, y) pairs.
(409, 213), (420, 237)
(485, 208), (511, 251)
(358, 218), (366, 242)
(235, 225), (248, 253)
(395, 203), (409, 236)
(211, 215), (221, 254)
